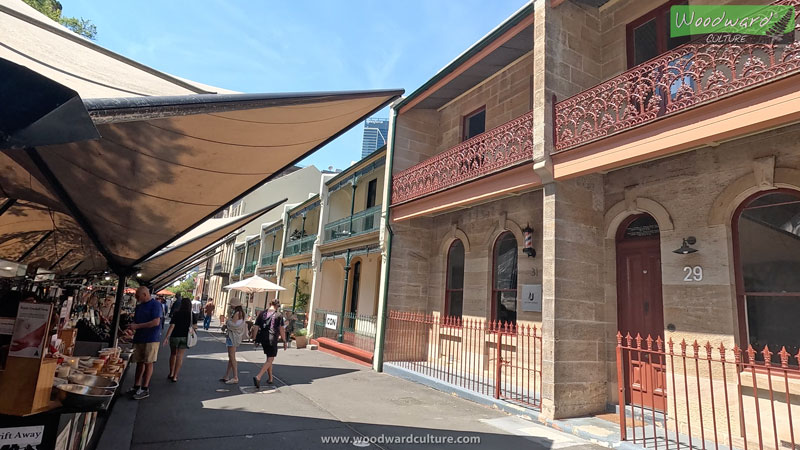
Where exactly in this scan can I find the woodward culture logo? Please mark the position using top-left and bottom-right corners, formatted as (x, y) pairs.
(671, 5), (796, 44)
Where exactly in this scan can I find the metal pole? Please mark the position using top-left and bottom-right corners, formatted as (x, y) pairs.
(109, 274), (126, 347)
(337, 250), (351, 343)
(291, 265), (300, 313)
(202, 253), (212, 300)
(348, 179), (357, 235)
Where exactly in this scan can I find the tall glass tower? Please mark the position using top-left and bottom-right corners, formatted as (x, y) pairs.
(361, 118), (389, 158)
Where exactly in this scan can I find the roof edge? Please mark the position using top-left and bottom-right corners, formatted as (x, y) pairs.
(393, 1), (533, 111)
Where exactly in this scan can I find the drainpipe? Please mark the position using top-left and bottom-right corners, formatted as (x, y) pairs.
(338, 249), (352, 343)
(374, 105), (399, 372)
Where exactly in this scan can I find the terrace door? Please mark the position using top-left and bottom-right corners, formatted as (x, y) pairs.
(616, 214), (666, 411)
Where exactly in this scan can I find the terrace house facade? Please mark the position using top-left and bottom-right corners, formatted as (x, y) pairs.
(382, 0), (800, 446)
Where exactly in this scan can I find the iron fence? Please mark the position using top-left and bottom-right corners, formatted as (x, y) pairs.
(617, 332), (800, 450)
(312, 309), (377, 354)
(285, 234), (316, 257)
(261, 250), (279, 267)
(323, 205), (381, 242)
(385, 311), (542, 409)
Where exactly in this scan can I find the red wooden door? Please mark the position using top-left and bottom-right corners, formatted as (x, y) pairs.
(617, 218), (666, 411)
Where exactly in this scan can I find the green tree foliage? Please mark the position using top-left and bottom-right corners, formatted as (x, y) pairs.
(23, 0), (97, 40)
(171, 273), (197, 300)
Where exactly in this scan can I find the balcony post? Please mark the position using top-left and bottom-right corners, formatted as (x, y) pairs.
(290, 264), (300, 315)
(348, 178), (358, 236)
(338, 249), (352, 343)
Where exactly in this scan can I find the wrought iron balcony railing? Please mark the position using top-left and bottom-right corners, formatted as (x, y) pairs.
(212, 262), (230, 276)
(391, 110), (533, 205)
(243, 260), (257, 275)
(233, 266), (242, 277)
(284, 234), (316, 257)
(554, 0), (800, 153)
(261, 250), (280, 267)
(324, 205), (381, 242)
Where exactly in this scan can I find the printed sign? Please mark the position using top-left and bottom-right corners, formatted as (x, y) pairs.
(0, 318), (14, 335)
(325, 313), (338, 330)
(9, 302), (52, 359)
(0, 425), (45, 446)
(521, 284), (543, 312)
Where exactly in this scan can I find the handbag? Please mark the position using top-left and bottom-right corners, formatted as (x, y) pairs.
(187, 327), (198, 348)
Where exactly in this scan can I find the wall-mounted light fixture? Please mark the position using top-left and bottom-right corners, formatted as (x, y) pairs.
(673, 236), (698, 254)
(522, 224), (536, 258)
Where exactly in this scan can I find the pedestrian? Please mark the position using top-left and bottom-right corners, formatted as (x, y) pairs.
(252, 299), (287, 388)
(203, 298), (215, 330)
(191, 296), (201, 323)
(160, 297), (167, 330)
(220, 303), (246, 384)
(125, 286), (162, 400)
(162, 297), (195, 382)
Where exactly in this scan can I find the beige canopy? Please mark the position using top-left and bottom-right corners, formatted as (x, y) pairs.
(137, 200), (286, 283)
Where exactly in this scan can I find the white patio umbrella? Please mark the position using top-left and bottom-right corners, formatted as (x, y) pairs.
(223, 275), (285, 311)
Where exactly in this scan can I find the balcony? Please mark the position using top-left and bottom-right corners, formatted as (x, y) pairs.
(554, 3), (800, 153)
(392, 110), (533, 205)
(243, 260), (257, 275)
(261, 250), (280, 267)
(324, 205), (381, 242)
(212, 262), (230, 276)
(233, 265), (242, 277)
(284, 234), (316, 257)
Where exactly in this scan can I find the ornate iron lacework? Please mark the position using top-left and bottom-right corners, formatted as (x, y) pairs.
(554, 0), (800, 153)
(391, 110), (533, 205)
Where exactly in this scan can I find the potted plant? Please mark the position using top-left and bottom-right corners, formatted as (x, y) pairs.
(294, 327), (308, 349)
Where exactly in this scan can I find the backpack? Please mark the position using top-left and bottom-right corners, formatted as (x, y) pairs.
(255, 310), (281, 346)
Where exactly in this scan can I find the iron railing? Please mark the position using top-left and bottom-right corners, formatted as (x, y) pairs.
(233, 265), (242, 277)
(212, 262), (230, 276)
(284, 234), (316, 257)
(323, 205), (381, 242)
(554, 0), (800, 153)
(385, 311), (542, 410)
(261, 250), (280, 267)
(312, 309), (377, 354)
(616, 332), (800, 450)
(391, 110), (533, 205)
(243, 260), (257, 275)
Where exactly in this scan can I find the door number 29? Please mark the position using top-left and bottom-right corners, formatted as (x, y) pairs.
(683, 266), (703, 282)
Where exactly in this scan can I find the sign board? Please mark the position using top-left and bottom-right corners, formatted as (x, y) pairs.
(9, 302), (52, 359)
(0, 425), (45, 446)
(0, 318), (14, 335)
(521, 284), (543, 312)
(324, 313), (338, 330)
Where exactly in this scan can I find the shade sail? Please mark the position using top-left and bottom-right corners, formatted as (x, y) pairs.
(223, 275), (285, 294)
(149, 251), (221, 292)
(137, 200), (285, 282)
(4, 89), (402, 273)
(0, 198), (105, 275)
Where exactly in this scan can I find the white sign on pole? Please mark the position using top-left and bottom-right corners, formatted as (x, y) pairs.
(521, 284), (543, 312)
(325, 313), (338, 330)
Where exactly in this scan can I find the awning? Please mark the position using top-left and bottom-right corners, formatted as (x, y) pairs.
(137, 200), (285, 283)
(0, 198), (105, 275)
(1, 67), (402, 274)
(150, 251), (221, 293)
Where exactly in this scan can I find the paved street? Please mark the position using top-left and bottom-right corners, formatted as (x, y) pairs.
(110, 324), (605, 450)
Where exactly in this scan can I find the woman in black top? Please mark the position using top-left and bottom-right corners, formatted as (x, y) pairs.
(162, 298), (195, 382)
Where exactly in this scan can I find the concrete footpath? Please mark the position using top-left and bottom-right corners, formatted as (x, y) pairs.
(101, 324), (605, 450)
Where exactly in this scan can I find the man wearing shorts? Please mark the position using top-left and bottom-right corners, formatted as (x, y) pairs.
(252, 299), (287, 388)
(126, 286), (162, 400)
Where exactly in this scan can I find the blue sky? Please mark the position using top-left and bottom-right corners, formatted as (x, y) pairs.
(63, 0), (528, 170)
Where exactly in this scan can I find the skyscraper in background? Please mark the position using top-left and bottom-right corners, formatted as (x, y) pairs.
(361, 118), (389, 158)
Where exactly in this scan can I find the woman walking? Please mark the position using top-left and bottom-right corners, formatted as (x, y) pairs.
(220, 304), (246, 384)
(162, 297), (195, 382)
(252, 299), (287, 388)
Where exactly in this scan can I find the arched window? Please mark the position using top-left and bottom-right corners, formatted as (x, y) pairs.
(445, 240), (464, 319)
(492, 232), (518, 324)
(733, 190), (800, 363)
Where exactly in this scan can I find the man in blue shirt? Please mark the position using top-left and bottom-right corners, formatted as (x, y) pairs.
(126, 286), (162, 400)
